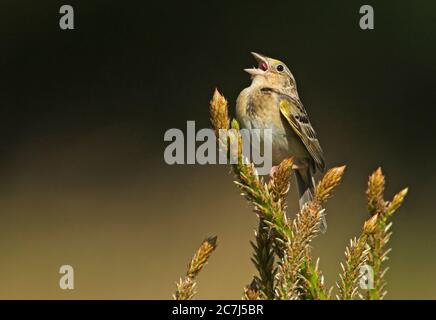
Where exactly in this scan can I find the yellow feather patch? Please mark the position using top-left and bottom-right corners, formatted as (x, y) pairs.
(279, 99), (303, 140)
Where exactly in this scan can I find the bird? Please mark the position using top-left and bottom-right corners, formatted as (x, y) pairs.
(236, 52), (327, 231)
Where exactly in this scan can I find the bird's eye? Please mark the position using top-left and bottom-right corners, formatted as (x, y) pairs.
(276, 64), (284, 72)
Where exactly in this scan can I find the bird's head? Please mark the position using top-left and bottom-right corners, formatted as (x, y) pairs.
(244, 52), (296, 89)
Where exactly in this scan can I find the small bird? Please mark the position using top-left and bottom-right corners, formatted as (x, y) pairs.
(236, 52), (326, 231)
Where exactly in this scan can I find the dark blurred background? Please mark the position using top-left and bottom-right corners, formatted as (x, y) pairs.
(0, 0), (435, 299)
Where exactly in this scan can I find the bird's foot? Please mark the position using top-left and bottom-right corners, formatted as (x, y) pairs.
(269, 165), (279, 178)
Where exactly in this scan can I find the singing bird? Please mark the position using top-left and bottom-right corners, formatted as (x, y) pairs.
(236, 52), (326, 231)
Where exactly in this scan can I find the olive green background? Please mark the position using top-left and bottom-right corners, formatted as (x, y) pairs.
(1, 0), (435, 299)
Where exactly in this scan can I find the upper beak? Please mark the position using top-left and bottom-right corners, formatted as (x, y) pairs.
(244, 52), (269, 76)
(251, 52), (267, 64)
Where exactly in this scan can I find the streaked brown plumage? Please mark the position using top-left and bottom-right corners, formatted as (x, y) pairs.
(236, 52), (327, 231)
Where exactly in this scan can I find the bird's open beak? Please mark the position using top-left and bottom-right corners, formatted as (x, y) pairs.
(244, 52), (269, 76)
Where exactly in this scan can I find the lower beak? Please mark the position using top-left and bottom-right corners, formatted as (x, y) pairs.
(244, 68), (265, 76)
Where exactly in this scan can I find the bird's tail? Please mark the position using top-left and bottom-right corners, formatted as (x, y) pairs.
(294, 168), (327, 233)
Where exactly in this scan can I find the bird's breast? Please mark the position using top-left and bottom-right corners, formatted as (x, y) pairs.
(236, 87), (302, 165)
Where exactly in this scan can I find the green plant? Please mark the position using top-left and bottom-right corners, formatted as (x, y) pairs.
(172, 90), (408, 300)
(174, 237), (217, 300)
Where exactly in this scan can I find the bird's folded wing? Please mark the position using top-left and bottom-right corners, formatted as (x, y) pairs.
(278, 94), (325, 172)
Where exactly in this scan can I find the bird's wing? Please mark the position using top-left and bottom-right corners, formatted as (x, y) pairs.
(278, 93), (325, 171)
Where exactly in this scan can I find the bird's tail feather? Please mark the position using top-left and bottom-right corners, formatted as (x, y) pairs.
(295, 168), (327, 233)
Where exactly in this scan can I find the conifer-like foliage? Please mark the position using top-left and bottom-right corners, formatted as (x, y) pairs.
(173, 90), (408, 300)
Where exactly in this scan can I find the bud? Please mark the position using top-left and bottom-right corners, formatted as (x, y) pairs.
(386, 187), (408, 217)
(367, 167), (385, 215)
(210, 88), (229, 133)
(231, 118), (240, 130)
(315, 165), (346, 203)
(363, 214), (378, 234)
